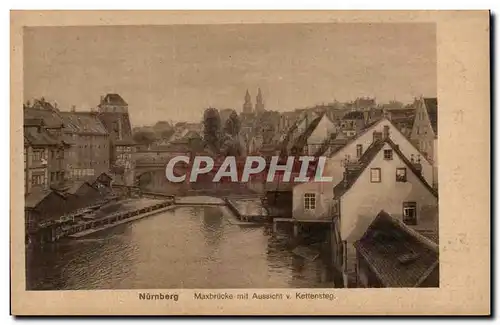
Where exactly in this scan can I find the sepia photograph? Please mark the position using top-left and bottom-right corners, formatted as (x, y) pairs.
(22, 22), (439, 290)
(10, 10), (490, 315)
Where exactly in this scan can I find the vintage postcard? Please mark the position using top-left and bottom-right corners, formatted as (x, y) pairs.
(10, 10), (490, 315)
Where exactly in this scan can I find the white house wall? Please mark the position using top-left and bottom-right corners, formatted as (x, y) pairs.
(292, 180), (334, 221)
(339, 142), (438, 242)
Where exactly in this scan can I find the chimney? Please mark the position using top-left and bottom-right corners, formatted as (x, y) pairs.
(383, 125), (390, 140)
(71, 105), (76, 112)
(363, 110), (369, 125)
(343, 170), (349, 187)
(100, 96), (104, 104)
(413, 163), (422, 175)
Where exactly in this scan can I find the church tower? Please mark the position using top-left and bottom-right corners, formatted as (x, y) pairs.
(242, 89), (253, 114)
(255, 88), (265, 113)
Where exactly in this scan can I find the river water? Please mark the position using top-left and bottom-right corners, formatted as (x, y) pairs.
(26, 205), (339, 290)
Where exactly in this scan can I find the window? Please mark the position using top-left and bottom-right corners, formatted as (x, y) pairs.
(383, 149), (393, 160)
(370, 168), (381, 183)
(403, 202), (417, 225)
(32, 149), (44, 162)
(304, 193), (316, 210)
(356, 144), (363, 158)
(396, 168), (407, 182)
(31, 174), (45, 186)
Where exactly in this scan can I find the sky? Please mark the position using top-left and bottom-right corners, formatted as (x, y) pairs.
(24, 23), (436, 126)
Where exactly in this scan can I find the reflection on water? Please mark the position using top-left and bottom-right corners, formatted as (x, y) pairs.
(26, 206), (339, 290)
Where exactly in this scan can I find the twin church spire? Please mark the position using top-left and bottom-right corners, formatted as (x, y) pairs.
(243, 88), (265, 114)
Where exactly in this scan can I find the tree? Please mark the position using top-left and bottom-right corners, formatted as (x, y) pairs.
(132, 130), (157, 145)
(257, 111), (278, 144)
(220, 133), (243, 157)
(203, 107), (222, 152)
(160, 129), (175, 140)
(223, 110), (241, 137)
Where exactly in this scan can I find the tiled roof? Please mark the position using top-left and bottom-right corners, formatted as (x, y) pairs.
(417, 229), (439, 244)
(313, 132), (347, 157)
(102, 93), (128, 106)
(333, 137), (438, 198)
(325, 117), (432, 166)
(387, 108), (416, 118)
(290, 113), (325, 153)
(343, 111), (365, 120)
(24, 118), (45, 127)
(31, 99), (57, 111)
(24, 107), (64, 128)
(25, 190), (60, 209)
(66, 181), (87, 195)
(59, 112), (109, 135)
(24, 127), (59, 146)
(424, 98), (438, 135)
(354, 211), (439, 287)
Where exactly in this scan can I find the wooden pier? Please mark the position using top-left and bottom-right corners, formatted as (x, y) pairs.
(47, 200), (174, 241)
(225, 197), (268, 223)
(69, 204), (176, 238)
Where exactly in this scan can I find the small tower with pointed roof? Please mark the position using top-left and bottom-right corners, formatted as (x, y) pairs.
(255, 88), (265, 113)
(242, 89), (253, 114)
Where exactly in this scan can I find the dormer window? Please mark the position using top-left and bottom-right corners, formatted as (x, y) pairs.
(383, 149), (393, 160)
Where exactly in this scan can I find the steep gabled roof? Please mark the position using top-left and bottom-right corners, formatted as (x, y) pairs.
(333, 137), (438, 198)
(424, 98), (438, 135)
(354, 211), (439, 287)
(24, 107), (64, 128)
(25, 190), (66, 209)
(290, 113), (326, 152)
(102, 93), (128, 106)
(59, 112), (109, 135)
(326, 117), (432, 165)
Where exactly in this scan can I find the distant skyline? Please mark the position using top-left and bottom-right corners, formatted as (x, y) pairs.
(24, 23), (436, 126)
